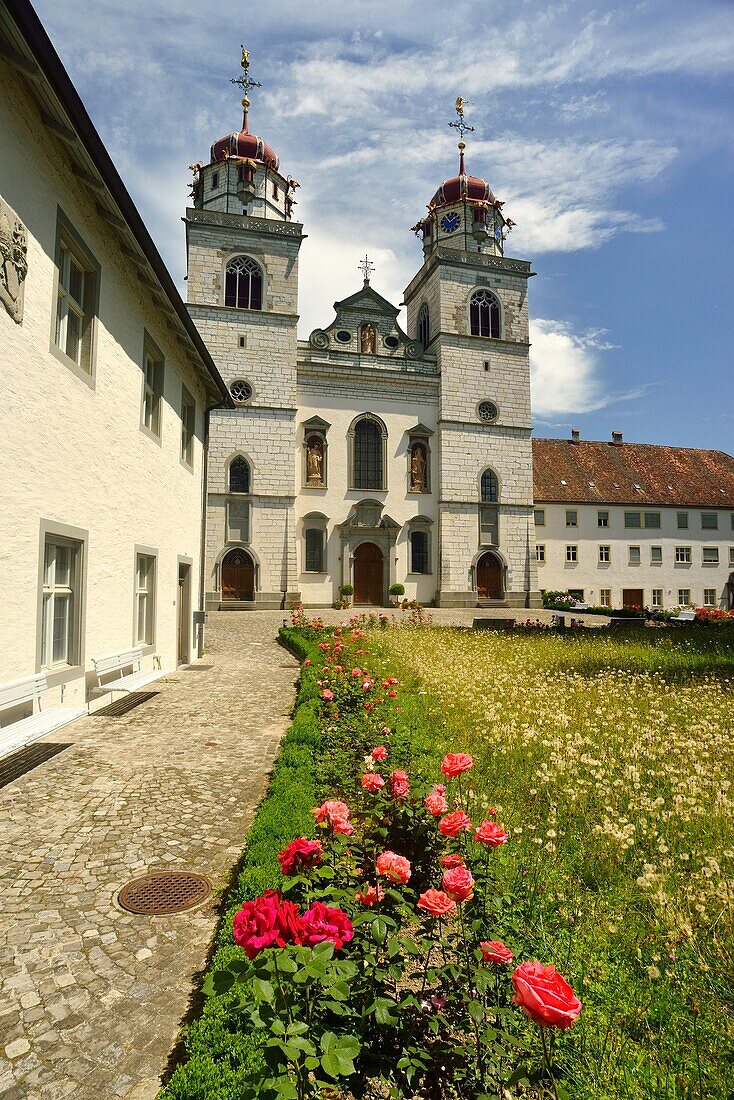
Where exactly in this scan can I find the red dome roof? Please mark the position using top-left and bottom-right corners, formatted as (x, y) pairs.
(210, 125), (279, 171)
(430, 172), (497, 210)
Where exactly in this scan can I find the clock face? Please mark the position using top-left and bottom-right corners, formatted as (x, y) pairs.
(440, 211), (460, 233)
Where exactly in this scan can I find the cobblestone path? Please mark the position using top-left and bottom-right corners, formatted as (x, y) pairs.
(0, 612), (298, 1100)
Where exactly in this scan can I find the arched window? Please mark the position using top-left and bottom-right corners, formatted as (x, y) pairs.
(229, 456), (250, 494)
(224, 256), (263, 310)
(469, 289), (500, 339)
(352, 416), (385, 490)
(304, 529), (325, 572)
(480, 468), (499, 502)
(418, 303), (430, 351)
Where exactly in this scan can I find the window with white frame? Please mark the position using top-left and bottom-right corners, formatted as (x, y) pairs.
(142, 340), (164, 438)
(702, 547), (719, 565)
(703, 588), (716, 606)
(650, 546), (663, 564)
(678, 589), (691, 606)
(597, 511), (609, 527)
(53, 217), (98, 375)
(651, 588), (663, 608)
(628, 546), (641, 565)
(566, 545), (578, 563)
(599, 588), (612, 607)
(181, 386), (195, 467)
(534, 509), (545, 526)
(566, 510), (578, 527)
(536, 544), (545, 563)
(701, 512), (718, 530)
(677, 512), (689, 529)
(134, 553), (156, 645)
(41, 537), (81, 668)
(598, 545), (610, 563)
(675, 546), (692, 564)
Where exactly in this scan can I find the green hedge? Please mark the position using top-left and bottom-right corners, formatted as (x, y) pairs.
(160, 629), (323, 1099)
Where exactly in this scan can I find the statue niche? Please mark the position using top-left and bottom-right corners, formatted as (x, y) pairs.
(360, 323), (376, 355)
(409, 442), (428, 492)
(305, 434), (325, 485)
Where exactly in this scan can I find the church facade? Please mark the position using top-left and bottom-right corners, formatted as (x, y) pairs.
(188, 57), (541, 610)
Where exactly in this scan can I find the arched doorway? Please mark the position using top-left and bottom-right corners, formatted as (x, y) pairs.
(476, 551), (503, 599)
(221, 548), (255, 601)
(353, 542), (384, 606)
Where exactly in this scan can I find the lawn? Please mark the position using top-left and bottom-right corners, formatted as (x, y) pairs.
(374, 625), (734, 1098)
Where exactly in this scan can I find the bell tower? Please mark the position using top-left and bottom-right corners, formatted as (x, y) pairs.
(403, 102), (540, 608)
(185, 48), (305, 609)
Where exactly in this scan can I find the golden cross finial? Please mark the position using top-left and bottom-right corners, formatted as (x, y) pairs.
(230, 45), (262, 127)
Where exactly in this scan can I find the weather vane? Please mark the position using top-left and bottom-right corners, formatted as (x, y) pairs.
(230, 46), (262, 129)
(449, 97), (474, 173)
(358, 254), (375, 284)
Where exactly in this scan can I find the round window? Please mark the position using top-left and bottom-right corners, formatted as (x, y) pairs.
(230, 379), (253, 403)
(477, 400), (499, 423)
(384, 334), (400, 349)
(335, 330), (352, 343)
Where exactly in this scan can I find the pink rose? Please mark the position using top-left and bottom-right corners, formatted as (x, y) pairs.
(481, 940), (514, 965)
(474, 820), (509, 847)
(424, 786), (449, 816)
(351, 668), (362, 677)
(440, 854), (464, 869)
(313, 799), (352, 834)
(321, 689), (334, 702)
(390, 769), (410, 800)
(303, 659), (311, 667)
(371, 745), (388, 761)
(441, 752), (474, 778)
(442, 866), (475, 902)
(355, 883), (384, 907)
(278, 837), (323, 876)
(361, 772), (385, 792)
(511, 961), (583, 1029)
(417, 889), (456, 918)
(438, 810), (473, 837)
(362, 679), (373, 692)
(301, 902), (354, 951)
(376, 850), (411, 884)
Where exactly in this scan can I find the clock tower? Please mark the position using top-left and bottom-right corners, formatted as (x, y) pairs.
(403, 105), (540, 607)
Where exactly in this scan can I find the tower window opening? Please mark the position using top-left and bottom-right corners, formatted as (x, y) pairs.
(469, 289), (500, 339)
(225, 256), (263, 310)
(418, 303), (430, 351)
(273, 181), (279, 199)
(484, 360), (490, 372)
(211, 171), (219, 190)
(480, 468), (499, 503)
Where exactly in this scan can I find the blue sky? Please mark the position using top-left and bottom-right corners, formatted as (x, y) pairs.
(35, 0), (734, 449)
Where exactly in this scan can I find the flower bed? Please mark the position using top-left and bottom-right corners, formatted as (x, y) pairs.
(162, 621), (583, 1100)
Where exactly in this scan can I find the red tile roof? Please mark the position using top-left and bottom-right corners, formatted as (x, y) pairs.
(532, 439), (734, 508)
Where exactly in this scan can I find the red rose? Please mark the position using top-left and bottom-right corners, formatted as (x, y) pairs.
(376, 850), (411, 884)
(417, 889), (456, 917)
(233, 891), (304, 960)
(442, 866), (475, 902)
(511, 961), (583, 1029)
(278, 837), (324, 876)
(441, 854), (464, 869)
(371, 745), (388, 761)
(474, 820), (509, 847)
(438, 809), (473, 837)
(355, 883), (384, 907)
(361, 772), (386, 792)
(301, 902), (354, 950)
(441, 752), (474, 778)
(481, 940), (514, 965)
(390, 769), (410, 800)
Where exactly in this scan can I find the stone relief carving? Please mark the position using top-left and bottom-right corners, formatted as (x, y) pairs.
(309, 329), (330, 350)
(0, 196), (28, 324)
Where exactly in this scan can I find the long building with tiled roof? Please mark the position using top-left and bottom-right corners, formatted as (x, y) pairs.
(532, 431), (734, 611)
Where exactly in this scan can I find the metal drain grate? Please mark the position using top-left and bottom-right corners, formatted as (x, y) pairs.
(118, 871), (211, 915)
(0, 742), (71, 789)
(93, 691), (159, 717)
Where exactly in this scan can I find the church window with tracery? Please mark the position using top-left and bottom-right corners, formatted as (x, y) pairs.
(229, 456), (251, 494)
(224, 256), (263, 310)
(418, 303), (430, 350)
(352, 417), (385, 490)
(469, 289), (500, 339)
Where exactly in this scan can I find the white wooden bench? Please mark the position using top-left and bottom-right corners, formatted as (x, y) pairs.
(0, 672), (87, 760)
(91, 647), (167, 698)
(670, 610), (697, 626)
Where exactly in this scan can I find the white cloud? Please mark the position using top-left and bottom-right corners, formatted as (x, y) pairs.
(530, 318), (649, 417)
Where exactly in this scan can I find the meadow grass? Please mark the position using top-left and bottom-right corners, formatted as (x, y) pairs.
(375, 625), (734, 1099)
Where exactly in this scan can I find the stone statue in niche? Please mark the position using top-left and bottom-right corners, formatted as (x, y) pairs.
(410, 443), (427, 492)
(306, 435), (324, 484)
(360, 323), (376, 354)
(0, 197), (28, 324)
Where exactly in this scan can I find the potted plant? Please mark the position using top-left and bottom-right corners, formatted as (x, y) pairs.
(337, 583), (353, 610)
(388, 582), (405, 606)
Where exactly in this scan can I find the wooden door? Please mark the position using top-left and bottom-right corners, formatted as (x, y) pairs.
(221, 550), (254, 601)
(353, 543), (383, 606)
(622, 589), (644, 610)
(476, 553), (502, 598)
(177, 563), (190, 664)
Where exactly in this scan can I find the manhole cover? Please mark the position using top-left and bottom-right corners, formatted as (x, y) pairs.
(117, 871), (211, 915)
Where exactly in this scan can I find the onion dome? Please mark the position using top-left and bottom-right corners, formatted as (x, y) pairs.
(210, 125), (279, 171)
(429, 172), (497, 210)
